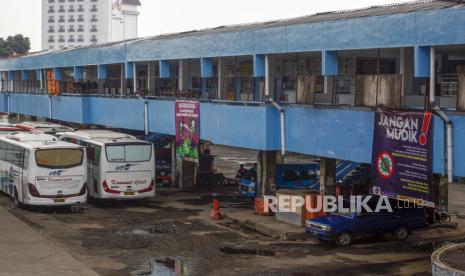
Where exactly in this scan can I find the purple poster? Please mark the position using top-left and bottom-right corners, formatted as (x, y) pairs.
(175, 100), (200, 162)
(370, 108), (435, 207)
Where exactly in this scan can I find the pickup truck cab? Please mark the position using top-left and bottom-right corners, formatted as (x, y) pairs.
(305, 198), (427, 246)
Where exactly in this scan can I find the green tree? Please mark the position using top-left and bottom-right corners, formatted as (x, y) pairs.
(0, 34), (30, 57)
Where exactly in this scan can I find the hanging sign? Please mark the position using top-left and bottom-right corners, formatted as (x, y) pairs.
(370, 108), (435, 206)
(175, 100), (200, 162)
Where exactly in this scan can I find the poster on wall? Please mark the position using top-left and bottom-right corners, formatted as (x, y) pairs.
(175, 100), (200, 163)
(370, 108), (435, 206)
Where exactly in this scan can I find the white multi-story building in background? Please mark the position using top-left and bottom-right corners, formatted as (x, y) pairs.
(41, 0), (141, 50)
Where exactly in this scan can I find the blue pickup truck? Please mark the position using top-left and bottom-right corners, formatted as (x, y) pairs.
(305, 198), (427, 246)
(238, 161), (360, 198)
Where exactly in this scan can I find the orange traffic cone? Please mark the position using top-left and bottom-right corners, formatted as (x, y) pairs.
(209, 199), (224, 220)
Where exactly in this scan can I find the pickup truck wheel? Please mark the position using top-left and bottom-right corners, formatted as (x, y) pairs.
(393, 225), (409, 241)
(336, 231), (352, 246)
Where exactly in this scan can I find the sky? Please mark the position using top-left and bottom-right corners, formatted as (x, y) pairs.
(0, 0), (409, 52)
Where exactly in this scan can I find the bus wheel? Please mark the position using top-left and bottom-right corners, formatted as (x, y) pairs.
(13, 189), (22, 208)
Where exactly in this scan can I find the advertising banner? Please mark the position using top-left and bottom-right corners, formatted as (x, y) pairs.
(175, 100), (200, 162)
(370, 108), (435, 206)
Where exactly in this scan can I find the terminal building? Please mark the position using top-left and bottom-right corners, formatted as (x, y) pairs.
(1, 0), (465, 194)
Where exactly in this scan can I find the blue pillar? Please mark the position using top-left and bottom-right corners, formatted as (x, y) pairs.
(97, 64), (107, 80)
(7, 71), (15, 81)
(21, 70), (29, 81)
(253, 54), (265, 101)
(201, 58), (213, 98)
(414, 46), (431, 78)
(53, 68), (62, 81)
(253, 54), (265, 77)
(159, 60), (170, 78)
(74, 66), (83, 80)
(125, 62), (134, 79)
(200, 58), (213, 78)
(322, 51), (338, 76)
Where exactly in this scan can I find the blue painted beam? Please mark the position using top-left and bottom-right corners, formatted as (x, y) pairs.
(21, 70), (29, 81)
(414, 46), (431, 78)
(74, 66), (83, 80)
(159, 60), (170, 78)
(200, 58), (213, 78)
(97, 64), (107, 80)
(53, 68), (62, 81)
(125, 62), (134, 79)
(322, 51), (338, 76)
(253, 54), (265, 77)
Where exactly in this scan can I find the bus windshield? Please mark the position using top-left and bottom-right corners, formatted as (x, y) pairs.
(105, 143), (152, 163)
(35, 148), (84, 169)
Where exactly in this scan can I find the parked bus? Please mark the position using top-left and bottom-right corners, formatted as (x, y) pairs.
(0, 132), (87, 207)
(16, 121), (74, 135)
(58, 130), (155, 200)
(0, 123), (31, 135)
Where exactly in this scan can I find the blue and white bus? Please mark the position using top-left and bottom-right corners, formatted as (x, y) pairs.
(0, 132), (87, 207)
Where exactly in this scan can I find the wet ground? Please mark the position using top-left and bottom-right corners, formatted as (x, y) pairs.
(0, 187), (459, 276)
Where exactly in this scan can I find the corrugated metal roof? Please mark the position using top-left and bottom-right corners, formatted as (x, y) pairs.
(10, 0), (465, 58)
(143, 0), (464, 40)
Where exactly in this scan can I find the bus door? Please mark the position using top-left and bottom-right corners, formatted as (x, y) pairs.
(86, 143), (101, 196)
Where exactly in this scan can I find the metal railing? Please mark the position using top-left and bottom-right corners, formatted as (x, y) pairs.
(0, 73), (417, 109)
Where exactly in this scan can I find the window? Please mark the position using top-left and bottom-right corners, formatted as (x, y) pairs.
(90, 15), (98, 22)
(58, 15), (65, 23)
(48, 7), (55, 13)
(77, 4), (84, 11)
(106, 144), (152, 163)
(58, 5), (65, 12)
(68, 15), (75, 22)
(48, 16), (55, 23)
(282, 170), (300, 182)
(90, 4), (97, 12)
(0, 141), (27, 168)
(35, 149), (84, 169)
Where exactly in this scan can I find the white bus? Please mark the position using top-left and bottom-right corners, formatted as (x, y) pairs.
(0, 132), (87, 207)
(58, 130), (155, 200)
(16, 121), (74, 134)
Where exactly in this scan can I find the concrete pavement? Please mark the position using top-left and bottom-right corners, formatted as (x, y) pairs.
(0, 207), (98, 276)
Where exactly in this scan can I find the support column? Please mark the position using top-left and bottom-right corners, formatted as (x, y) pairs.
(97, 64), (106, 95)
(201, 57), (213, 99)
(21, 70), (29, 93)
(256, 151), (280, 197)
(74, 66), (83, 81)
(414, 46), (431, 78)
(171, 138), (178, 187)
(320, 158), (336, 195)
(159, 60), (170, 78)
(253, 54), (265, 101)
(125, 62), (135, 95)
(178, 60), (188, 91)
(322, 51), (338, 104)
(217, 58), (223, 99)
(36, 69), (43, 92)
(147, 61), (151, 94)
